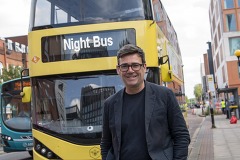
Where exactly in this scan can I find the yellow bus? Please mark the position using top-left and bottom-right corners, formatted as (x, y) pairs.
(27, 0), (183, 159)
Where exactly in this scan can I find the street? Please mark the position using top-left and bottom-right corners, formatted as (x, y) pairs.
(187, 109), (205, 139)
(0, 151), (32, 160)
(186, 108), (205, 156)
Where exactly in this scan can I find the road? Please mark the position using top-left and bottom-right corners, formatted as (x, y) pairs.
(0, 151), (32, 160)
(187, 108), (205, 156)
(187, 108), (205, 139)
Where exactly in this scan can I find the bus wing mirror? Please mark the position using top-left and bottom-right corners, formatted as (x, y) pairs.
(21, 86), (31, 103)
(161, 63), (173, 82)
(21, 68), (29, 77)
(159, 55), (172, 82)
(158, 55), (169, 65)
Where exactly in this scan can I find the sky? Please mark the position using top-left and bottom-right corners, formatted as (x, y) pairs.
(0, 0), (211, 98)
(161, 0), (211, 98)
(0, 0), (31, 37)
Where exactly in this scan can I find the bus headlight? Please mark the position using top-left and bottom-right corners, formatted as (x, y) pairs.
(1, 134), (13, 141)
(41, 148), (47, 154)
(36, 144), (41, 151)
(34, 138), (61, 159)
(47, 151), (53, 159)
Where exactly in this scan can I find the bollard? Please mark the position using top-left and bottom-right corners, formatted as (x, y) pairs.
(230, 112), (237, 124)
(210, 107), (216, 128)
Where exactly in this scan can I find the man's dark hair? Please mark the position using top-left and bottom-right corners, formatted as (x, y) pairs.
(117, 44), (146, 64)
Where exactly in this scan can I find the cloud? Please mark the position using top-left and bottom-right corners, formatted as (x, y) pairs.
(0, 0), (31, 37)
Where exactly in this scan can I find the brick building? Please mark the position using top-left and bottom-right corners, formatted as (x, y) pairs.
(0, 35), (28, 75)
(209, 0), (240, 95)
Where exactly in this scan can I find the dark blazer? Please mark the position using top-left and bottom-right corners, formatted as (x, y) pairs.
(101, 81), (190, 160)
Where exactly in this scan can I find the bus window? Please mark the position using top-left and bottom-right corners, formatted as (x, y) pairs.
(2, 94), (31, 131)
(30, 0), (152, 30)
(31, 73), (124, 144)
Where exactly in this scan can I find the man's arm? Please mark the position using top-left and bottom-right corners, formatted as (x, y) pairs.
(100, 101), (112, 160)
(167, 90), (190, 160)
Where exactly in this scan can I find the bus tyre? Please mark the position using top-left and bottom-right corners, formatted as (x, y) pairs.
(28, 150), (33, 157)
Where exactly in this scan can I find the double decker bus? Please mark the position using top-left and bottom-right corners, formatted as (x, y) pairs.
(28, 0), (183, 159)
(0, 77), (33, 155)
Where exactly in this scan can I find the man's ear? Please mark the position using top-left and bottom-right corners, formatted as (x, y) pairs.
(143, 63), (147, 70)
(116, 66), (120, 74)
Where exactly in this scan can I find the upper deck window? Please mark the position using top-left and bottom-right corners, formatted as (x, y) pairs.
(30, 0), (153, 30)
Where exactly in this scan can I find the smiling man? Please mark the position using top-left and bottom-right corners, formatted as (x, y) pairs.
(100, 44), (190, 160)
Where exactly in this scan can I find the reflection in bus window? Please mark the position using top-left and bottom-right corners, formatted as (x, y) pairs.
(2, 96), (31, 131)
(32, 73), (123, 135)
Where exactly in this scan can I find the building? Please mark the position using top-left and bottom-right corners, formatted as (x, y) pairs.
(0, 35), (28, 76)
(208, 0), (240, 96)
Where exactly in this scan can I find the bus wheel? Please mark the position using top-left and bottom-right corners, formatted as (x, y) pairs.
(28, 150), (33, 157)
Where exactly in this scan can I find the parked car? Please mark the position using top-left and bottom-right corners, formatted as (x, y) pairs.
(194, 103), (200, 108)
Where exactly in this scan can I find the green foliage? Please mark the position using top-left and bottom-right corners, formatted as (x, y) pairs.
(194, 84), (202, 102)
(0, 65), (22, 83)
(189, 98), (196, 103)
(185, 96), (189, 103)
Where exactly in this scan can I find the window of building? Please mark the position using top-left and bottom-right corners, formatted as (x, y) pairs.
(222, 65), (226, 83)
(153, 4), (161, 22)
(216, 2), (220, 18)
(216, 52), (220, 69)
(212, 16), (216, 30)
(229, 37), (240, 56)
(220, 44), (224, 62)
(214, 34), (218, 50)
(218, 24), (221, 41)
(214, 59), (216, 73)
(224, 0), (234, 9)
(226, 14), (237, 31)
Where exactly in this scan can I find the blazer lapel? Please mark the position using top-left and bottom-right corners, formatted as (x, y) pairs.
(145, 82), (156, 133)
(114, 89), (124, 147)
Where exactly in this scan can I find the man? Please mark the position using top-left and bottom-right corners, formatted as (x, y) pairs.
(221, 99), (226, 114)
(100, 44), (190, 160)
(225, 100), (231, 119)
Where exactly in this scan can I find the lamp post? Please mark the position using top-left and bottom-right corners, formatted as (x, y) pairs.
(234, 49), (240, 78)
(234, 50), (240, 119)
(181, 64), (185, 104)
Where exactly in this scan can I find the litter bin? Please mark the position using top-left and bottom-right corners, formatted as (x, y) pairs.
(229, 105), (239, 119)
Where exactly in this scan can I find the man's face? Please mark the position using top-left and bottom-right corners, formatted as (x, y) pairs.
(117, 53), (146, 94)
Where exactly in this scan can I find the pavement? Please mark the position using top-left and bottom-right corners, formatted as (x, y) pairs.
(188, 112), (240, 160)
(0, 141), (3, 155)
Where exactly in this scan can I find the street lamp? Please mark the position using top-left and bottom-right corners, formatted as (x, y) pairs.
(181, 64), (185, 104)
(234, 49), (240, 77)
(234, 49), (240, 63)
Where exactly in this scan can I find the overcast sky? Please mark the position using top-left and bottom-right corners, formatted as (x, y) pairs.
(0, 0), (211, 98)
(0, 0), (31, 37)
(161, 0), (211, 98)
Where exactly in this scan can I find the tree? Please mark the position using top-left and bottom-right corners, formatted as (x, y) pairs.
(0, 65), (22, 83)
(185, 95), (189, 104)
(194, 84), (202, 102)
